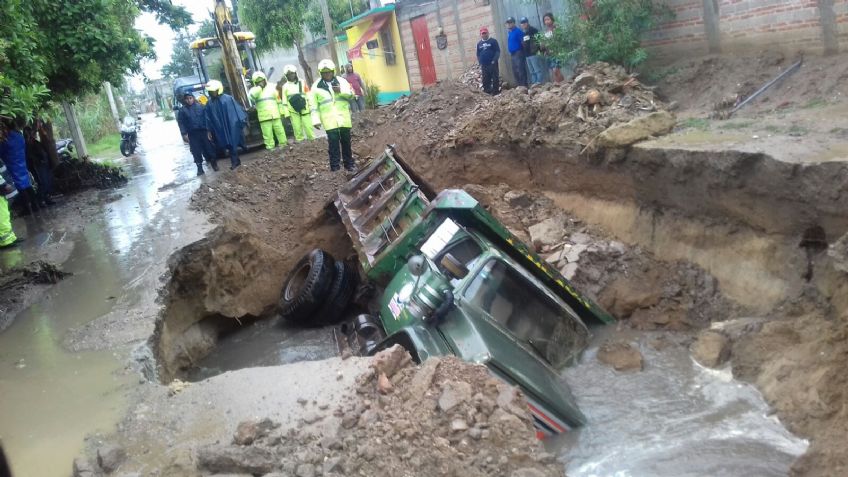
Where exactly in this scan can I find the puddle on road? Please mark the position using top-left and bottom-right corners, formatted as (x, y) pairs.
(187, 318), (339, 382)
(556, 327), (807, 477)
(0, 114), (208, 477)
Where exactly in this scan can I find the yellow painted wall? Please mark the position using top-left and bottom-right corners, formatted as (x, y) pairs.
(345, 11), (411, 99)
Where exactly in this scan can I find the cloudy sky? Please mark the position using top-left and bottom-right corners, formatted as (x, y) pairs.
(131, 0), (218, 89)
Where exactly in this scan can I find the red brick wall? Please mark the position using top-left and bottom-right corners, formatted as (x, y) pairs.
(647, 0), (840, 57)
(398, 0), (495, 90)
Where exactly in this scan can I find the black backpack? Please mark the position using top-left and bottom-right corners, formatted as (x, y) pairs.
(288, 82), (307, 113)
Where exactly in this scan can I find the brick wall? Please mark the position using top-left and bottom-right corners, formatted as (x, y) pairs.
(398, 0), (495, 90)
(647, 0), (845, 58)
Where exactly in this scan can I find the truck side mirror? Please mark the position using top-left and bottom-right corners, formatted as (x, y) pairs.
(407, 255), (427, 277)
(440, 254), (468, 279)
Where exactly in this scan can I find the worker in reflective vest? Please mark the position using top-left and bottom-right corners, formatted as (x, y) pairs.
(311, 59), (355, 172)
(249, 71), (287, 151)
(279, 64), (315, 142)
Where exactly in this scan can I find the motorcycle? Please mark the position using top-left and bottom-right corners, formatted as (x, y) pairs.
(119, 117), (138, 157)
(55, 138), (74, 162)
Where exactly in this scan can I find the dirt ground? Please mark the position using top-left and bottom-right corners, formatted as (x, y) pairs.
(107, 52), (848, 476)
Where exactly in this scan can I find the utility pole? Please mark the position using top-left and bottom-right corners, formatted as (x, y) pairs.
(318, 0), (339, 68)
(104, 81), (121, 129)
(62, 101), (89, 160)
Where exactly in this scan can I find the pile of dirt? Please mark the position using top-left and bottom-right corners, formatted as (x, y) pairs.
(190, 143), (351, 248)
(0, 261), (69, 331)
(52, 159), (128, 194)
(195, 346), (563, 477)
(457, 65), (507, 93)
(446, 62), (671, 149)
(727, 304), (848, 476)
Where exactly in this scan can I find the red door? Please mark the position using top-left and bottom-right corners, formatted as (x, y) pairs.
(410, 16), (437, 86)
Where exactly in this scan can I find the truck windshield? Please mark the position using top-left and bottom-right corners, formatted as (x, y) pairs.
(463, 259), (587, 368)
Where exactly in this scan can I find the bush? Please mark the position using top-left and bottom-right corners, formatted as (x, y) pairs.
(540, 0), (673, 71)
(363, 80), (381, 109)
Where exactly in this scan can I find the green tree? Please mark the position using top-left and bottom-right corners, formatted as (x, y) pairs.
(540, 0), (673, 70)
(239, 0), (314, 84)
(303, 0), (367, 37)
(162, 33), (197, 78)
(138, 0), (193, 30)
(196, 19), (218, 39)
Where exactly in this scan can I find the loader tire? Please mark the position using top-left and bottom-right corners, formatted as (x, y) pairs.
(279, 249), (335, 324)
(315, 260), (358, 326)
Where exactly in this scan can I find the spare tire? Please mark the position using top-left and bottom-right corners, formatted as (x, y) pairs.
(279, 249), (335, 324)
(315, 260), (359, 325)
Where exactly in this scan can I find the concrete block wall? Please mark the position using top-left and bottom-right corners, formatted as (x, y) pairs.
(397, 0), (494, 90)
(647, 0), (846, 58)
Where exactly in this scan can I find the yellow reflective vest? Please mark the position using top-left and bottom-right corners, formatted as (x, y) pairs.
(249, 83), (282, 122)
(280, 80), (312, 117)
(310, 76), (353, 130)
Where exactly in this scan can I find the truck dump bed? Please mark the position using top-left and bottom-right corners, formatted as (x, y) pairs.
(335, 147), (614, 325)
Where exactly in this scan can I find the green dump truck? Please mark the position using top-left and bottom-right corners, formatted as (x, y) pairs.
(278, 147), (614, 436)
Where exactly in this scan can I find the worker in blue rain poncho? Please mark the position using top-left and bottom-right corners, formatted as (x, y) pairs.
(204, 80), (247, 170)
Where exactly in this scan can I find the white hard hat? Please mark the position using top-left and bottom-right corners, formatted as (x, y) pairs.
(251, 71), (267, 84)
(205, 80), (223, 95)
(317, 59), (336, 73)
(283, 64), (298, 75)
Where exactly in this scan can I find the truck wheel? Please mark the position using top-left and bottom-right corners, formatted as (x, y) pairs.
(279, 249), (335, 324)
(315, 260), (358, 325)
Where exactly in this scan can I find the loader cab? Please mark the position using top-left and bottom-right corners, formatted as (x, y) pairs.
(190, 32), (261, 91)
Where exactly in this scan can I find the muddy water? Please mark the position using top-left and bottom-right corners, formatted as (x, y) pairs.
(187, 318), (339, 381)
(557, 327), (808, 476)
(0, 114), (210, 476)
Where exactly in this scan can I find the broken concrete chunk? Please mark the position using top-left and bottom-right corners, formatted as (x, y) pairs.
(569, 232), (592, 245)
(597, 341), (643, 372)
(295, 463), (316, 477)
(96, 444), (127, 473)
(371, 344), (412, 378)
(559, 262), (579, 280)
(597, 111), (677, 147)
(197, 444), (276, 475)
(528, 216), (568, 251)
(438, 380), (473, 412)
(565, 244), (588, 263)
(377, 372), (393, 394)
(232, 418), (277, 445)
(691, 330), (731, 368)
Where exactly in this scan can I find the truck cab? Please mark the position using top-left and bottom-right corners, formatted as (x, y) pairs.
(333, 147), (615, 436)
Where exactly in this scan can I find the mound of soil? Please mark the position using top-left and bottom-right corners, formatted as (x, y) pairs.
(52, 159), (128, 194)
(448, 62), (668, 148)
(196, 346), (563, 477)
(0, 261), (69, 331)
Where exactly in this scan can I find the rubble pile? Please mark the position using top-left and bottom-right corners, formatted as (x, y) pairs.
(354, 82), (488, 147)
(196, 347), (564, 477)
(446, 62), (673, 149)
(457, 65), (507, 92)
(52, 159), (128, 193)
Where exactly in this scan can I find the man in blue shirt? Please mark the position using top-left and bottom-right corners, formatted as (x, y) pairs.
(476, 27), (500, 95)
(505, 17), (528, 87)
(177, 93), (219, 176)
(0, 118), (38, 215)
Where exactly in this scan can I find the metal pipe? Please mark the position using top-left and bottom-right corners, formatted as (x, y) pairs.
(731, 59), (803, 115)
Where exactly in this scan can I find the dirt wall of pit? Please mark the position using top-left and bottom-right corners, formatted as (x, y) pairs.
(385, 141), (848, 316)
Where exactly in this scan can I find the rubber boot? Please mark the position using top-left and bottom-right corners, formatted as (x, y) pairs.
(196, 164), (205, 176)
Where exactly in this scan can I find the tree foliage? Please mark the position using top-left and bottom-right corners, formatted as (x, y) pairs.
(162, 33), (197, 78)
(0, 0), (192, 119)
(196, 19), (218, 39)
(539, 0), (673, 70)
(303, 0), (367, 38)
(239, 0), (314, 83)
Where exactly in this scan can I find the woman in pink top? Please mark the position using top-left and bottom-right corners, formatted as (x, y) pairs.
(343, 64), (366, 112)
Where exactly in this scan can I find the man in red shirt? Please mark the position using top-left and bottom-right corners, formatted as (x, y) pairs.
(343, 64), (365, 113)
